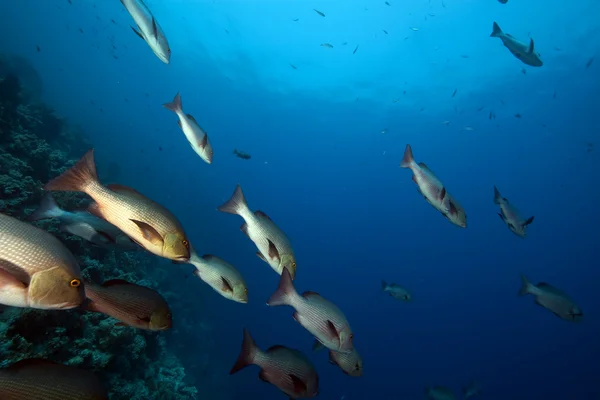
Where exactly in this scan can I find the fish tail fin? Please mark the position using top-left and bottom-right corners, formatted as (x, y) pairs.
(400, 144), (415, 169)
(267, 268), (296, 307)
(523, 216), (534, 226)
(27, 193), (64, 221)
(217, 185), (248, 215)
(518, 274), (533, 296)
(381, 280), (387, 290)
(490, 21), (502, 37)
(44, 149), (98, 193)
(229, 328), (258, 375)
(162, 92), (182, 113)
(493, 185), (502, 204)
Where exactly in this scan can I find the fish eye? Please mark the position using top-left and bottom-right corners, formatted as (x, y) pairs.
(349, 334), (354, 339)
(244, 288), (248, 294)
(70, 279), (81, 288)
(292, 262), (297, 268)
(182, 239), (189, 248)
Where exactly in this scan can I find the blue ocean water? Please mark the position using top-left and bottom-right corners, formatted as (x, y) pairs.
(2, 0), (600, 399)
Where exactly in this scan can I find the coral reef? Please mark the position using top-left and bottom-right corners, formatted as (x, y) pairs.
(0, 54), (199, 399)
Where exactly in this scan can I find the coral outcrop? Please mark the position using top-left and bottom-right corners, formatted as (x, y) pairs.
(0, 54), (199, 399)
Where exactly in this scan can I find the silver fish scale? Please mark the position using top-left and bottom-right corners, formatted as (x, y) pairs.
(246, 212), (293, 271)
(195, 256), (243, 287)
(295, 294), (349, 349)
(86, 283), (163, 324)
(254, 348), (317, 397)
(0, 213), (80, 277)
(88, 183), (184, 252)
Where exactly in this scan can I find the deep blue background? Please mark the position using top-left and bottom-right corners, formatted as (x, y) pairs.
(1, 0), (599, 398)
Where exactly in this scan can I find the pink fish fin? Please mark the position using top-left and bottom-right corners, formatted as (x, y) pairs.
(240, 223), (250, 237)
(312, 339), (325, 352)
(217, 185), (247, 215)
(0, 258), (30, 288)
(400, 144), (414, 168)
(523, 216), (535, 226)
(301, 291), (321, 299)
(289, 374), (307, 394)
(199, 132), (208, 150)
(229, 328), (258, 375)
(129, 219), (164, 245)
(267, 239), (280, 261)
(87, 202), (104, 219)
(256, 252), (267, 262)
(221, 277), (234, 293)
(162, 92), (182, 113)
(267, 268), (295, 306)
(254, 210), (272, 221)
(102, 279), (131, 287)
(106, 183), (142, 196)
(44, 149), (98, 192)
(326, 320), (340, 340)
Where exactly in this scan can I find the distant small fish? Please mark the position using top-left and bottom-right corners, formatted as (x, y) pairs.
(519, 275), (583, 322)
(586, 57), (594, 68)
(36, 45), (41, 52)
(521, 68), (527, 74)
(385, 1), (391, 5)
(313, 9), (325, 17)
(460, 54), (469, 58)
(426, 386), (456, 400)
(321, 43), (333, 48)
(477, 106), (485, 111)
(514, 113), (522, 118)
(498, 0), (508, 3)
(462, 126), (475, 131)
(0, 359), (108, 399)
(290, 63), (297, 69)
(381, 128), (388, 134)
(293, 18), (299, 22)
(342, 42), (348, 46)
(158, 146), (163, 151)
(381, 280), (412, 302)
(79, 28), (83, 33)
(441, 121), (450, 125)
(410, 27), (419, 31)
(451, 88), (457, 97)
(494, 186), (534, 238)
(353, 45), (359, 54)
(233, 149), (251, 160)
(111, 19), (116, 24)
(382, 29), (388, 34)
(553, 90), (557, 99)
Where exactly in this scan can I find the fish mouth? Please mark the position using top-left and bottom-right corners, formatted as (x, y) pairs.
(174, 255), (190, 262)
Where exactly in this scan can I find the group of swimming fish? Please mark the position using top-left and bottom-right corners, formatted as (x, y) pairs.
(0, 1), (582, 399)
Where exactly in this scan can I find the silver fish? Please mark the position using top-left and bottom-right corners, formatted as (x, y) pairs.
(267, 268), (354, 353)
(187, 249), (248, 303)
(0, 213), (84, 310)
(381, 280), (412, 302)
(490, 22), (542, 67)
(120, 0), (171, 64)
(493, 186), (534, 237)
(163, 93), (213, 164)
(230, 329), (319, 399)
(518, 275), (583, 322)
(27, 193), (139, 251)
(313, 340), (363, 377)
(218, 185), (296, 278)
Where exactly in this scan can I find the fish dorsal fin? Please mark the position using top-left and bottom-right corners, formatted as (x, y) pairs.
(240, 223), (249, 238)
(528, 38), (534, 54)
(256, 252), (267, 262)
(107, 184), (142, 196)
(537, 282), (569, 298)
(289, 374), (307, 394)
(151, 17), (158, 38)
(221, 277), (233, 293)
(302, 291), (321, 298)
(418, 162), (434, 175)
(130, 25), (144, 40)
(254, 210), (272, 220)
(267, 239), (280, 261)
(8, 358), (58, 371)
(201, 254), (216, 262)
(102, 279), (131, 288)
(326, 320), (339, 339)
(186, 114), (198, 125)
(258, 370), (269, 382)
(266, 345), (287, 353)
(129, 219), (164, 245)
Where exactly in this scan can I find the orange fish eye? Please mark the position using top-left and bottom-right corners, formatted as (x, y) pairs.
(70, 279), (81, 288)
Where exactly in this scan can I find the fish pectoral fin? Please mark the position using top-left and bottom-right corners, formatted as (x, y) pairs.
(240, 223), (250, 237)
(256, 252), (267, 262)
(523, 216), (535, 226)
(129, 219), (164, 245)
(267, 239), (281, 261)
(0, 258), (30, 288)
(528, 38), (535, 54)
(258, 370), (269, 383)
(198, 134), (208, 150)
(130, 25), (144, 40)
(326, 320), (339, 339)
(221, 277), (234, 293)
(151, 16), (158, 38)
(289, 374), (307, 394)
(497, 212), (505, 222)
